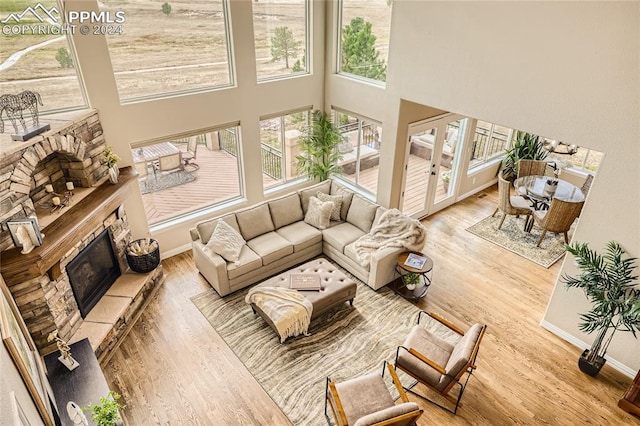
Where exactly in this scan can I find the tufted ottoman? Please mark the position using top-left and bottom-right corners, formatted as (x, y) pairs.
(249, 258), (357, 338)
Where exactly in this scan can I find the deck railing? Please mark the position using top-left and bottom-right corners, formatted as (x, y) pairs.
(260, 143), (282, 179)
(471, 128), (509, 162)
(219, 128), (239, 156)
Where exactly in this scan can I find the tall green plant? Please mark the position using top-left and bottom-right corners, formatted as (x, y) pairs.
(563, 241), (640, 364)
(501, 131), (548, 181)
(296, 110), (345, 181)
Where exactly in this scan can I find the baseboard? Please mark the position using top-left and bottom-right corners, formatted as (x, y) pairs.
(458, 178), (498, 201)
(160, 242), (191, 260)
(540, 320), (636, 378)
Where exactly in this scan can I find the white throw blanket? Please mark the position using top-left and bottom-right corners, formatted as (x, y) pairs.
(354, 209), (427, 267)
(245, 286), (313, 343)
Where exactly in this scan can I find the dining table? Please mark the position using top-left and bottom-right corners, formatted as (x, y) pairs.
(132, 142), (180, 164)
(514, 175), (585, 210)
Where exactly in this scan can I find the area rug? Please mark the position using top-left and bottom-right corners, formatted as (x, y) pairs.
(466, 214), (567, 268)
(192, 271), (429, 425)
(139, 169), (196, 194)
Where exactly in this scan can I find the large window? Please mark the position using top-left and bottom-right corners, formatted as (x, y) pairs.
(0, 0), (86, 112)
(468, 120), (513, 169)
(260, 109), (310, 190)
(102, 0), (233, 102)
(132, 125), (243, 225)
(338, 0), (391, 83)
(252, 0), (309, 81)
(548, 146), (603, 174)
(334, 110), (382, 195)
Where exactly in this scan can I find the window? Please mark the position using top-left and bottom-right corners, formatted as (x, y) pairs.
(252, 0), (309, 80)
(334, 111), (382, 195)
(468, 120), (513, 169)
(0, 0), (86, 112)
(550, 147), (603, 174)
(102, 0), (233, 102)
(260, 109), (310, 190)
(132, 125), (243, 225)
(338, 0), (391, 83)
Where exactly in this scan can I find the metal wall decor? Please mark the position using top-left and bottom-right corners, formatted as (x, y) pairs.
(0, 90), (50, 141)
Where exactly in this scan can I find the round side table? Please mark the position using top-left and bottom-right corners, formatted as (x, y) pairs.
(394, 251), (433, 300)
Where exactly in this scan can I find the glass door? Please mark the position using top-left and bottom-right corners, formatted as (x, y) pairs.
(401, 114), (466, 218)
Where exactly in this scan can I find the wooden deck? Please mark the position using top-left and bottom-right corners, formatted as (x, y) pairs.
(139, 148), (444, 223)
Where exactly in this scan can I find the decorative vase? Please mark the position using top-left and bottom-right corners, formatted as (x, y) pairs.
(578, 349), (606, 376)
(108, 166), (119, 184)
(544, 179), (558, 195)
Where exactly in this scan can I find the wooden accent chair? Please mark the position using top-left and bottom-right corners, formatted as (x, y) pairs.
(325, 362), (423, 426)
(394, 312), (487, 415)
(517, 159), (547, 179)
(531, 198), (584, 247)
(492, 172), (532, 230)
(182, 137), (199, 170)
(158, 152), (183, 173)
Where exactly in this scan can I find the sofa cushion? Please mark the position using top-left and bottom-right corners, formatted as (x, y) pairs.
(236, 203), (275, 240)
(316, 192), (343, 221)
(331, 181), (355, 220)
(346, 195), (378, 233)
(276, 221), (322, 252)
(268, 193), (304, 229)
(227, 245), (262, 280)
(206, 220), (246, 262)
(196, 214), (240, 245)
(246, 232), (294, 265)
(304, 196), (334, 230)
(298, 180), (331, 213)
(322, 222), (365, 253)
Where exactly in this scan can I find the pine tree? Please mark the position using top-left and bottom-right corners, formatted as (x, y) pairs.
(55, 47), (73, 68)
(270, 26), (300, 69)
(162, 2), (171, 16)
(341, 17), (387, 81)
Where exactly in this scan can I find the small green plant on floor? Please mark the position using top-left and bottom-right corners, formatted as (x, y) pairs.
(83, 391), (125, 426)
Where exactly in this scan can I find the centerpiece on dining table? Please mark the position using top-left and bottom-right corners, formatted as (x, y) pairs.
(544, 158), (569, 195)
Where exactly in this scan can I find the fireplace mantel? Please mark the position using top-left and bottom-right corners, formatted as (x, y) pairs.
(0, 167), (136, 286)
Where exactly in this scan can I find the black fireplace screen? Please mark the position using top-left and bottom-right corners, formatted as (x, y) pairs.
(66, 229), (121, 318)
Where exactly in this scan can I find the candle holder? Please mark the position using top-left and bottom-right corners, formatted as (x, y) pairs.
(38, 191), (73, 213)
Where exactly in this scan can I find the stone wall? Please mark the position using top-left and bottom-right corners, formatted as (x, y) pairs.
(0, 111), (108, 251)
(10, 207), (131, 354)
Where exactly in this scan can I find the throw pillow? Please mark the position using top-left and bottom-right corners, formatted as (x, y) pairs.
(330, 181), (355, 220)
(316, 192), (343, 221)
(206, 220), (246, 262)
(304, 196), (334, 230)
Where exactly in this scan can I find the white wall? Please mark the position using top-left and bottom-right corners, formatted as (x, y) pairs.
(66, 0), (326, 254)
(351, 0), (639, 373)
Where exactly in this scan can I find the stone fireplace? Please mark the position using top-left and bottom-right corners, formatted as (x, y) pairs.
(0, 110), (164, 360)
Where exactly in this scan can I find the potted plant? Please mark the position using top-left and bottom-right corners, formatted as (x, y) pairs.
(402, 272), (421, 291)
(563, 241), (640, 376)
(296, 110), (345, 181)
(83, 391), (125, 426)
(501, 131), (548, 181)
(102, 146), (121, 184)
(441, 170), (451, 192)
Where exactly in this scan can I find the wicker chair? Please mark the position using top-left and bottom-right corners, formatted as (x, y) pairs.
(531, 198), (584, 247)
(492, 172), (532, 230)
(517, 159), (547, 179)
(581, 174), (594, 197)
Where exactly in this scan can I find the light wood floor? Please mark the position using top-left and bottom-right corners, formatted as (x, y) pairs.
(104, 187), (639, 425)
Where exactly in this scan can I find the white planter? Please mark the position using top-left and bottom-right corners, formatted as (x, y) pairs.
(108, 165), (119, 184)
(544, 180), (558, 195)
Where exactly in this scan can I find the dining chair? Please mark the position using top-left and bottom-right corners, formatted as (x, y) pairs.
(531, 198), (584, 247)
(325, 362), (423, 426)
(182, 137), (199, 170)
(517, 159), (547, 179)
(580, 174), (594, 197)
(134, 161), (149, 178)
(158, 152), (183, 172)
(394, 311), (487, 414)
(492, 172), (532, 230)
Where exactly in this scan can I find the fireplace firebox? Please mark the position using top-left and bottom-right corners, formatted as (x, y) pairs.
(66, 228), (121, 318)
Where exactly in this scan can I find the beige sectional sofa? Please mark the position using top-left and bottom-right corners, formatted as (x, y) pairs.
(190, 180), (408, 297)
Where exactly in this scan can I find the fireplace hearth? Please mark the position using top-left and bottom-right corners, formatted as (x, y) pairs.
(66, 228), (121, 318)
